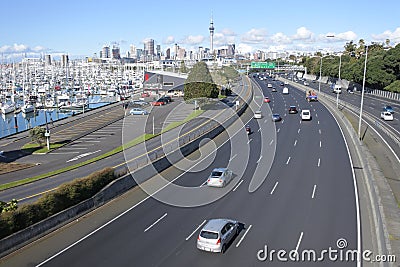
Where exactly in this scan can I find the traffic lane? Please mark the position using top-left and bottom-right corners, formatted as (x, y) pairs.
(31, 111), (261, 266)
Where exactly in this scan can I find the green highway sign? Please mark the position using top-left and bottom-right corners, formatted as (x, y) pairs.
(250, 62), (276, 69)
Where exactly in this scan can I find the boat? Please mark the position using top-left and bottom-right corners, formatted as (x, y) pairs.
(21, 103), (35, 113)
(1, 103), (16, 114)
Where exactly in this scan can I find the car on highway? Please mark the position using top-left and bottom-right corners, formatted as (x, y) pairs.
(272, 87), (277, 92)
(272, 113), (282, 122)
(304, 81), (309, 86)
(207, 168), (233, 187)
(282, 87), (289, 94)
(264, 97), (270, 103)
(254, 110), (262, 119)
(197, 218), (239, 253)
(301, 109), (311, 120)
(288, 106), (298, 114)
(383, 105), (394, 113)
(381, 111), (394, 121)
(129, 108), (149, 115)
(267, 83), (272, 88)
(162, 95), (172, 103)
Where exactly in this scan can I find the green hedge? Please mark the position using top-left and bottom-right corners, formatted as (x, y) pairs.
(0, 168), (116, 240)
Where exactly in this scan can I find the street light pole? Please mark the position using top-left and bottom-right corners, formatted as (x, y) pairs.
(318, 56), (322, 94)
(358, 45), (368, 140)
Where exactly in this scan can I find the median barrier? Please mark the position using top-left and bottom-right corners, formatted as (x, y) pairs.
(0, 76), (253, 258)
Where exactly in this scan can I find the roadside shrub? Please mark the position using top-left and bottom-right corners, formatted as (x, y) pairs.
(0, 168), (116, 240)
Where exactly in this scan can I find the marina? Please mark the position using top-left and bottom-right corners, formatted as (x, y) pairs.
(0, 57), (145, 139)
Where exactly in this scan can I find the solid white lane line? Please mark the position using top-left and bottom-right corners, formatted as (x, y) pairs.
(294, 140), (297, 146)
(269, 139), (274, 146)
(295, 232), (304, 252)
(233, 180), (244, 192)
(270, 182), (279, 195)
(312, 185), (317, 199)
(236, 224), (252, 248)
(247, 138), (253, 144)
(318, 158), (321, 167)
(257, 155), (263, 163)
(286, 157), (291, 165)
(229, 154), (237, 162)
(186, 220), (207, 241)
(144, 213), (167, 232)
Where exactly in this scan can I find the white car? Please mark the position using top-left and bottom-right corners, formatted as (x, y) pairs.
(207, 168), (233, 187)
(282, 87), (289, 94)
(301, 109), (311, 120)
(381, 111), (393, 121)
(197, 218), (239, 253)
(254, 110), (262, 119)
(267, 83), (272, 88)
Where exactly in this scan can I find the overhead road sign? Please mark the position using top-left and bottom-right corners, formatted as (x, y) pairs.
(251, 62), (276, 69)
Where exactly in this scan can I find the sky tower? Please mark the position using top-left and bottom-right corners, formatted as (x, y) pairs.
(209, 15), (215, 55)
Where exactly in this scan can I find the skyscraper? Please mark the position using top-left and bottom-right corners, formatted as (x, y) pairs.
(144, 39), (155, 56)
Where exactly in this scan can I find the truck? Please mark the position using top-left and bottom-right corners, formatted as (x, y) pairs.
(306, 89), (318, 102)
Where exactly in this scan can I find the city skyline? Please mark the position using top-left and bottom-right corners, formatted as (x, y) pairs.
(1, 0), (400, 60)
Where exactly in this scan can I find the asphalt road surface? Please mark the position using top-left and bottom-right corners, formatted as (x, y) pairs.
(0, 77), (359, 266)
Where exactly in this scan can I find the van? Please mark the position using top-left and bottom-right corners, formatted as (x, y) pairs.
(301, 109), (311, 120)
(282, 87), (289, 94)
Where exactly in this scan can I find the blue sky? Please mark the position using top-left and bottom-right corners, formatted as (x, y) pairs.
(1, 0), (400, 59)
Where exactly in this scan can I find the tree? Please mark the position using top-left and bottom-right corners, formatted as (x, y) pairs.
(29, 126), (46, 146)
(183, 61), (219, 100)
(179, 60), (188, 73)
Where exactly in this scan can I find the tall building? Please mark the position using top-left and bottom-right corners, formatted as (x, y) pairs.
(101, 45), (110, 59)
(130, 45), (137, 58)
(61, 54), (69, 67)
(209, 16), (215, 54)
(45, 54), (52, 65)
(144, 39), (155, 56)
(112, 44), (121, 59)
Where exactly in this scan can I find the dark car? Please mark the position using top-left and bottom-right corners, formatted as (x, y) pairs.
(272, 114), (282, 122)
(163, 95), (172, 103)
(288, 106), (298, 114)
(158, 97), (169, 104)
(383, 105), (394, 113)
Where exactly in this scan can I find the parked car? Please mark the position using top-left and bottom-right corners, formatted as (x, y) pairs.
(197, 218), (239, 253)
(141, 92), (150, 97)
(131, 100), (147, 106)
(152, 99), (165, 106)
(163, 95), (172, 102)
(129, 108), (149, 115)
(207, 168), (233, 187)
(381, 111), (394, 121)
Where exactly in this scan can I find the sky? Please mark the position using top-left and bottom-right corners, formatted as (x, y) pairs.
(1, 0), (400, 60)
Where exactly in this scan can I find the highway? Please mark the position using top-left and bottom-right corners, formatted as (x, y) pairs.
(0, 76), (360, 266)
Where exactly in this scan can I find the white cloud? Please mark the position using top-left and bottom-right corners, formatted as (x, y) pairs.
(181, 35), (204, 45)
(269, 32), (292, 44)
(163, 36), (175, 44)
(241, 28), (267, 44)
(293, 27), (313, 40)
(220, 28), (236, 36)
(321, 31), (357, 42)
(0, 43), (46, 54)
(371, 27), (400, 44)
(236, 43), (253, 54)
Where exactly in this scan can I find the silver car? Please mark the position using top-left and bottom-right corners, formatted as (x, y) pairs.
(207, 168), (233, 187)
(197, 219), (239, 253)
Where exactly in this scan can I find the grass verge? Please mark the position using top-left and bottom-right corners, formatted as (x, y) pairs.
(0, 110), (205, 191)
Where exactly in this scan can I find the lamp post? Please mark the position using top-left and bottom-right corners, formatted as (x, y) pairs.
(318, 56), (322, 94)
(358, 45), (368, 140)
